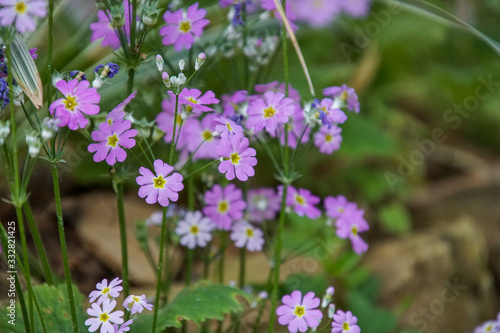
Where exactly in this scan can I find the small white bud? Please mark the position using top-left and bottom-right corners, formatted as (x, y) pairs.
(211, 131), (219, 137)
(179, 59), (185, 72)
(51, 72), (64, 87)
(195, 53), (206, 71)
(328, 304), (336, 319)
(156, 55), (164, 72)
(178, 73), (186, 85)
(92, 76), (104, 89)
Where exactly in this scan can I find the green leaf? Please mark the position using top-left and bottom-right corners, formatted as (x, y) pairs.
(9, 35), (43, 109)
(0, 283), (87, 332)
(378, 203), (412, 234)
(131, 282), (252, 332)
(348, 291), (398, 333)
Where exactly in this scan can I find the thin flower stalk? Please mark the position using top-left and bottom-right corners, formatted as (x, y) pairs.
(115, 180), (129, 299)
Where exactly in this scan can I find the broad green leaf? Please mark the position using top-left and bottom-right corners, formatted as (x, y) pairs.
(349, 291), (398, 333)
(131, 282), (252, 332)
(378, 202), (412, 234)
(9, 35), (43, 109)
(0, 283), (87, 332)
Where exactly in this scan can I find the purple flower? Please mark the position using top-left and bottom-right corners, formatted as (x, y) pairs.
(247, 188), (281, 223)
(474, 320), (500, 333)
(85, 299), (124, 333)
(175, 211), (216, 249)
(179, 88), (220, 114)
(159, 2), (210, 52)
(246, 90), (294, 134)
(156, 96), (182, 144)
(113, 319), (133, 333)
(123, 294), (153, 315)
(203, 184), (246, 230)
(106, 91), (137, 125)
(49, 79), (100, 130)
(282, 186), (321, 219)
(276, 290), (323, 333)
(338, 0), (371, 17)
(89, 277), (123, 305)
(314, 124), (342, 155)
(136, 159), (184, 207)
(0, 0), (47, 34)
(323, 84), (360, 113)
(291, 0), (339, 28)
(216, 133), (257, 181)
(324, 195), (358, 219)
(95, 63), (121, 79)
(230, 220), (264, 252)
(254, 81), (301, 102)
(336, 208), (369, 255)
(215, 116), (244, 139)
(261, 0), (298, 32)
(331, 310), (360, 333)
(29, 48), (37, 59)
(90, 0), (134, 50)
(221, 90), (248, 117)
(88, 119), (137, 165)
(183, 114), (220, 160)
(314, 98), (347, 125)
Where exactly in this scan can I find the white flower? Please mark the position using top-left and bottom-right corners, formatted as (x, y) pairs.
(85, 299), (124, 333)
(230, 221), (264, 252)
(175, 211), (216, 249)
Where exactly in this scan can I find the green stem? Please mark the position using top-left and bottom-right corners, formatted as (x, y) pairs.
(238, 248), (246, 289)
(186, 249), (193, 286)
(218, 231), (227, 284)
(169, 94), (180, 165)
(51, 163), (79, 333)
(116, 181), (129, 298)
(23, 203), (54, 285)
(127, 67), (135, 95)
(151, 207), (167, 333)
(47, 0), (54, 107)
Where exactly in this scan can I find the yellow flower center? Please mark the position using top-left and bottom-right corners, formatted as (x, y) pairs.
(351, 226), (358, 236)
(190, 225), (199, 235)
(217, 201), (229, 213)
(202, 130), (213, 141)
(245, 228), (254, 237)
(176, 114), (183, 125)
(107, 134), (119, 147)
(230, 152), (240, 164)
(295, 195), (305, 205)
(99, 312), (110, 322)
(263, 106), (276, 118)
(343, 322), (350, 330)
(341, 90), (348, 101)
(15, 1), (27, 14)
(101, 287), (110, 294)
(226, 123), (233, 131)
(325, 134), (332, 142)
(133, 296), (140, 302)
(153, 175), (166, 189)
(63, 95), (78, 111)
(187, 97), (199, 104)
(179, 20), (192, 33)
(294, 305), (305, 317)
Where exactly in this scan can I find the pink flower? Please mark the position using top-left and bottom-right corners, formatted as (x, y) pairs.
(230, 221), (264, 252)
(90, 0), (134, 50)
(215, 116), (244, 139)
(156, 96), (183, 144)
(337, 0), (371, 18)
(331, 310), (361, 333)
(276, 290), (323, 333)
(49, 79), (100, 130)
(178, 88), (220, 114)
(323, 84), (360, 113)
(203, 184), (246, 230)
(336, 208), (369, 255)
(183, 114), (220, 160)
(0, 0), (47, 34)
(85, 299), (124, 333)
(159, 2), (210, 51)
(136, 159), (184, 207)
(282, 186), (321, 220)
(123, 294), (153, 315)
(216, 133), (257, 181)
(107, 91), (136, 125)
(314, 98), (347, 125)
(89, 277), (123, 305)
(221, 90), (248, 117)
(246, 90), (294, 134)
(291, 0), (339, 28)
(175, 211), (215, 249)
(247, 188), (281, 223)
(314, 125), (342, 155)
(88, 119), (137, 165)
(324, 195), (358, 219)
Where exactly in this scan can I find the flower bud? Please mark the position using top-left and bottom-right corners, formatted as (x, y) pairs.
(179, 59), (185, 72)
(156, 55), (164, 72)
(195, 53), (206, 71)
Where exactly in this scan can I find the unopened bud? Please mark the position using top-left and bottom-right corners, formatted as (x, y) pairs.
(179, 59), (185, 72)
(328, 304), (336, 319)
(178, 73), (186, 85)
(92, 76), (104, 89)
(161, 71), (169, 81)
(195, 53), (206, 71)
(156, 55), (164, 72)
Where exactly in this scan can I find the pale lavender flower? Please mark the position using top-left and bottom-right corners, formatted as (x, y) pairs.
(331, 310), (360, 333)
(337, 0), (371, 17)
(276, 290), (323, 333)
(291, 0), (339, 28)
(112, 319), (133, 333)
(336, 208), (369, 255)
(203, 184), (246, 230)
(85, 299), (124, 333)
(323, 84), (360, 113)
(216, 133), (257, 181)
(123, 294), (153, 315)
(136, 159), (184, 207)
(175, 211), (216, 249)
(474, 320), (500, 333)
(159, 2), (210, 51)
(0, 0), (47, 34)
(230, 220), (264, 252)
(247, 188), (281, 223)
(324, 195), (358, 219)
(282, 186), (321, 219)
(88, 277), (123, 305)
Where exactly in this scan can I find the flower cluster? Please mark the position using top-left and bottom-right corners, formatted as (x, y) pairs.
(86, 277), (153, 333)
